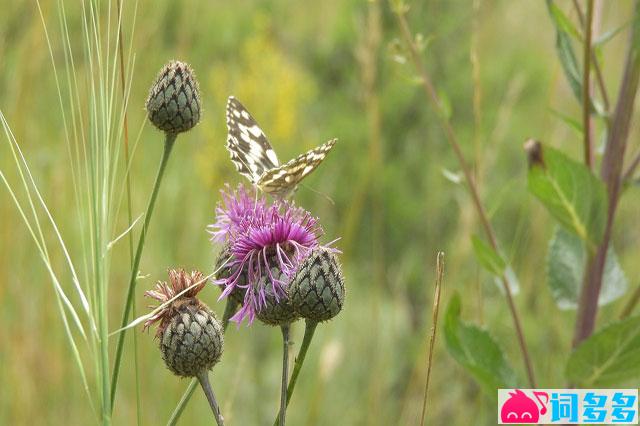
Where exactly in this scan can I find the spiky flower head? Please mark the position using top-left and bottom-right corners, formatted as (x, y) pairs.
(209, 184), (335, 324)
(144, 269), (223, 377)
(289, 248), (345, 322)
(146, 60), (201, 134)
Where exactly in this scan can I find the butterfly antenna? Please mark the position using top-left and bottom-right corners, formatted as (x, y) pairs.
(300, 183), (335, 206)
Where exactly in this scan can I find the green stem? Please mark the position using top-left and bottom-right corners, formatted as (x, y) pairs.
(167, 381), (198, 426)
(196, 371), (225, 426)
(167, 299), (238, 424)
(278, 324), (291, 426)
(274, 320), (318, 426)
(110, 132), (177, 408)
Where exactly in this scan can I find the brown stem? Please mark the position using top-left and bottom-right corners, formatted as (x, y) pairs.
(573, 0), (611, 115)
(573, 0), (640, 347)
(582, 0), (594, 168)
(394, 7), (536, 387)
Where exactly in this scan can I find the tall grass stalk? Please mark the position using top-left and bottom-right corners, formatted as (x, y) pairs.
(1, 1), (141, 423)
(115, 0), (142, 422)
(419, 252), (444, 426)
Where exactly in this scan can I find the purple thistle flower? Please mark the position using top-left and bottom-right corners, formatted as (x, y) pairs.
(207, 183), (267, 243)
(211, 184), (336, 324)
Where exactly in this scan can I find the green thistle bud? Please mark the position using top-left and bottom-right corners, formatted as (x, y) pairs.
(214, 244), (247, 306)
(144, 269), (223, 378)
(255, 267), (299, 326)
(146, 60), (201, 134)
(289, 248), (345, 322)
(160, 301), (223, 377)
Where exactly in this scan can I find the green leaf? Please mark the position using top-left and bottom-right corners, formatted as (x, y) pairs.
(546, 1), (583, 102)
(594, 19), (632, 47)
(527, 145), (608, 250)
(547, 1), (582, 41)
(444, 292), (517, 398)
(472, 235), (506, 277)
(547, 227), (627, 310)
(566, 316), (640, 386)
(548, 108), (583, 135)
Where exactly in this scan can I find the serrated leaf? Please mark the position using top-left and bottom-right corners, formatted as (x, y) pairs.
(527, 145), (608, 250)
(547, 227), (627, 310)
(472, 235), (506, 277)
(566, 316), (640, 386)
(444, 292), (517, 398)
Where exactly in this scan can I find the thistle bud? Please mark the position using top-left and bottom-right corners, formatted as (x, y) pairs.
(144, 269), (223, 377)
(146, 60), (201, 134)
(214, 244), (247, 306)
(254, 266), (299, 326)
(289, 248), (345, 322)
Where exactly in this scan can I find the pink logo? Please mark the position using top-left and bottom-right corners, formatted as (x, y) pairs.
(500, 389), (549, 423)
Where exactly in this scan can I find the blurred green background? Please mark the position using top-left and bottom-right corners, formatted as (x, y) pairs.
(1, 0), (639, 424)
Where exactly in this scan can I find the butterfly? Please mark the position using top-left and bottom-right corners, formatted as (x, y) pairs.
(225, 96), (337, 197)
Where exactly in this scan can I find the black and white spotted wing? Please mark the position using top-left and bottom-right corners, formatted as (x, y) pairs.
(225, 96), (337, 197)
(226, 96), (280, 183)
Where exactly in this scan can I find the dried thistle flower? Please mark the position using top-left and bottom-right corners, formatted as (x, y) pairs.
(144, 269), (223, 377)
(289, 248), (345, 322)
(146, 60), (201, 134)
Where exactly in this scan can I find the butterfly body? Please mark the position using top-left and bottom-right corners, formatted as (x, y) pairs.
(226, 96), (337, 197)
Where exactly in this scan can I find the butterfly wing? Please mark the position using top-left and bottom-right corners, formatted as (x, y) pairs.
(226, 96), (280, 183)
(258, 138), (337, 196)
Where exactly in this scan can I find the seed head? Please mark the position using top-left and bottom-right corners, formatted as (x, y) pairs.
(144, 269), (223, 377)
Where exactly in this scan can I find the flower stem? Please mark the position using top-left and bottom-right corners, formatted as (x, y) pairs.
(196, 371), (225, 426)
(110, 132), (177, 408)
(574, 0), (640, 347)
(393, 6), (536, 387)
(278, 324), (291, 426)
(167, 299), (238, 425)
(274, 320), (318, 426)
